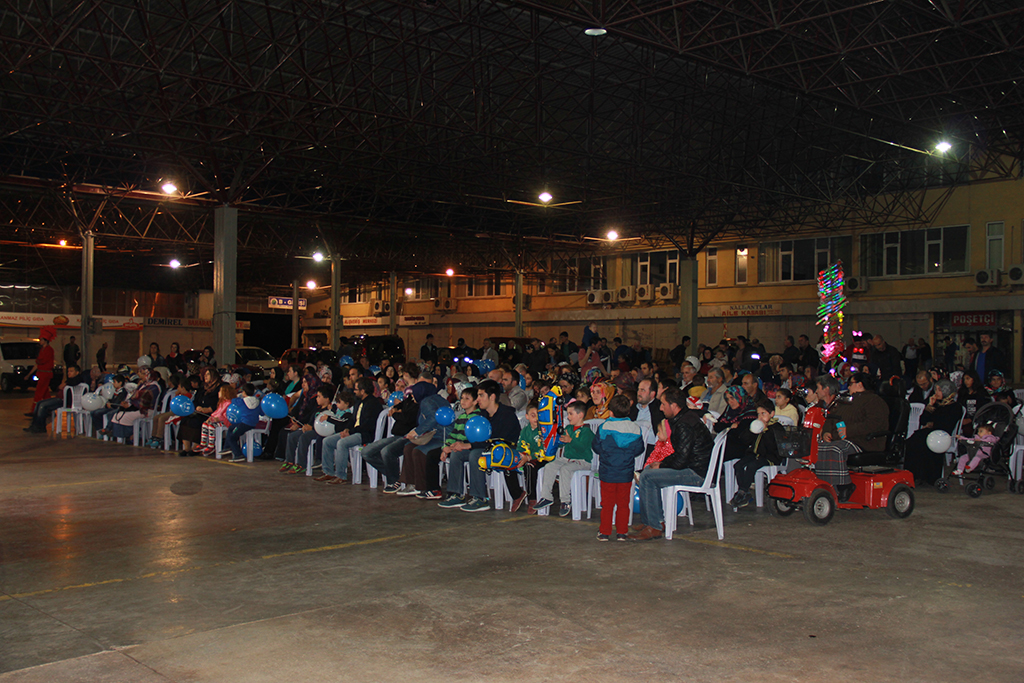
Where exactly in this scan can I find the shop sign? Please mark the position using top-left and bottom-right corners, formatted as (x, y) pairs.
(0, 312), (145, 329)
(399, 315), (430, 326)
(344, 316), (384, 326)
(699, 303), (782, 318)
(951, 312), (997, 328)
(268, 296), (307, 311)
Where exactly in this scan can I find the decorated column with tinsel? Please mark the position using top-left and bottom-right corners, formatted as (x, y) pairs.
(817, 261), (847, 372)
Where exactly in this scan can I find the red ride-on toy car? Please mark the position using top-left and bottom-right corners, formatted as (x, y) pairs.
(766, 397), (916, 525)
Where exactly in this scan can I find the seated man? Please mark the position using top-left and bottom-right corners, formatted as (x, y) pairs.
(317, 378), (382, 483)
(25, 364), (89, 434)
(813, 373), (889, 501)
(438, 379), (522, 512)
(628, 387), (714, 541)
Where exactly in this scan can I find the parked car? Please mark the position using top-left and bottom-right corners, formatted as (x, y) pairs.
(0, 337), (63, 392)
(234, 346), (279, 371)
(350, 335), (406, 365)
(279, 347), (338, 368)
(484, 336), (545, 366)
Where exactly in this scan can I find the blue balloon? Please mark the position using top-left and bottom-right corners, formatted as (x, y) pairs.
(241, 440), (263, 458)
(225, 397), (245, 424)
(464, 415), (492, 443)
(170, 395), (195, 417)
(477, 359), (496, 374)
(339, 355), (354, 366)
(387, 392), (403, 407)
(261, 393), (289, 419)
(369, 365), (381, 375)
(101, 373), (113, 384)
(435, 406), (455, 426)
(519, 375), (527, 390)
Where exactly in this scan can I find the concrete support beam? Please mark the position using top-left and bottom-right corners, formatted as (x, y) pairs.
(389, 271), (398, 335)
(80, 230), (95, 371)
(212, 206), (238, 367)
(331, 257), (342, 350)
(291, 280), (300, 348)
(677, 258), (698, 348)
(514, 271), (524, 337)
(1014, 309), (1022, 384)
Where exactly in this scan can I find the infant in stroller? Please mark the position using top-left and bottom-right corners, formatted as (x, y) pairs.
(952, 425), (999, 476)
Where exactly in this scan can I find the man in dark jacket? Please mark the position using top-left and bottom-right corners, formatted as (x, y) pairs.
(972, 332), (1007, 379)
(628, 387), (714, 541)
(814, 373), (889, 501)
(317, 377), (382, 482)
(870, 335), (903, 381)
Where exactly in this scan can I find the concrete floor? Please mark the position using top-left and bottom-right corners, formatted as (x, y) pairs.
(1, 392), (1022, 683)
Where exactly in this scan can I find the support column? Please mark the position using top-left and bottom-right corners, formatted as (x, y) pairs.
(80, 230), (95, 372)
(677, 258), (698, 348)
(291, 279), (300, 348)
(213, 206), (238, 367)
(389, 271), (398, 335)
(1014, 309), (1022, 384)
(514, 270), (524, 337)
(331, 256), (342, 350)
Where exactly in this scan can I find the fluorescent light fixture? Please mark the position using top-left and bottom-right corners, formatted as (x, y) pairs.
(935, 141), (952, 153)
(538, 192), (553, 203)
(312, 251), (325, 262)
(161, 182), (178, 194)
(584, 28), (607, 36)
(607, 230), (618, 241)
(306, 280), (317, 289)
(445, 268), (454, 276)
(169, 259), (181, 269)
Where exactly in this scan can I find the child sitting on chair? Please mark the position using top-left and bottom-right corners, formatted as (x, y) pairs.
(198, 384), (236, 456)
(952, 423), (999, 476)
(533, 401), (594, 517)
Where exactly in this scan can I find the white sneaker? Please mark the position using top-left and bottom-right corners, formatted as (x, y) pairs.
(396, 486), (421, 496)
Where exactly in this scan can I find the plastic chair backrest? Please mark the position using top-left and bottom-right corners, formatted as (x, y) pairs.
(701, 431), (729, 489)
(777, 415), (795, 426)
(65, 383), (87, 410)
(373, 409), (390, 440)
(585, 418), (605, 435)
(161, 390), (173, 413)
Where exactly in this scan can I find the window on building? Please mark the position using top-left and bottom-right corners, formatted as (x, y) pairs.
(706, 248), (718, 287)
(987, 222), (1005, 271)
(758, 236), (851, 282)
(554, 256), (608, 292)
(861, 226), (969, 277)
(735, 246), (748, 285)
(345, 285), (369, 304)
(633, 250), (679, 287)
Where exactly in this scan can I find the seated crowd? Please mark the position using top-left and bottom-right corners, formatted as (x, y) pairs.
(23, 327), (1020, 541)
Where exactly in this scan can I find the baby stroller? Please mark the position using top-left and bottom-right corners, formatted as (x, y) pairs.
(936, 401), (1017, 497)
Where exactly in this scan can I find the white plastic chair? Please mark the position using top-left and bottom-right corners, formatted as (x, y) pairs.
(568, 419), (606, 521)
(662, 431), (728, 540)
(944, 406), (967, 466)
(349, 410), (391, 486)
(242, 420), (271, 462)
(906, 403), (925, 437)
(54, 384), (89, 437)
(1014, 389), (1024, 405)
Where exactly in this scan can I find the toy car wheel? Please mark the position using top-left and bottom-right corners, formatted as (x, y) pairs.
(886, 484), (915, 519)
(802, 489), (835, 525)
(983, 476), (996, 491)
(769, 498), (796, 517)
(935, 478), (950, 494)
(965, 482), (983, 498)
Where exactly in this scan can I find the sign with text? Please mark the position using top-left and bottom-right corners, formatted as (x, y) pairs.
(951, 311), (997, 328)
(0, 312), (144, 330)
(147, 317), (251, 330)
(268, 296), (307, 311)
(699, 303), (782, 318)
(399, 315), (430, 326)
(343, 316), (384, 327)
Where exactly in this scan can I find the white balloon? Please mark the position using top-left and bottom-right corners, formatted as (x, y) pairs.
(99, 383), (115, 400)
(124, 382), (138, 395)
(314, 411), (335, 437)
(137, 355), (152, 368)
(926, 430), (952, 453)
(81, 393), (106, 411)
(749, 419), (766, 434)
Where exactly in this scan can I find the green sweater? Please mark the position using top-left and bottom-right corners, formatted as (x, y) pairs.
(562, 424), (595, 462)
(444, 409), (475, 448)
(517, 424), (544, 459)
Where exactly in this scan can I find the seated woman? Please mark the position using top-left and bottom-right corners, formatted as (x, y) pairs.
(714, 386), (758, 462)
(103, 365), (161, 437)
(176, 367), (222, 457)
(196, 383), (236, 456)
(903, 379), (964, 486)
(146, 374), (188, 448)
(277, 373), (322, 473)
(958, 370), (991, 436)
(108, 391), (155, 441)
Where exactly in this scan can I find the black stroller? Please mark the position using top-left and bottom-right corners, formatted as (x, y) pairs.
(936, 401), (1018, 497)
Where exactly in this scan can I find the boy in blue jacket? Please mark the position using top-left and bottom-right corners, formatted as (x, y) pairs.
(225, 383), (264, 462)
(593, 394), (645, 541)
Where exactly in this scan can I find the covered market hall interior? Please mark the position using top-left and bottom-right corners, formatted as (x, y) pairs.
(2, 2), (1024, 682)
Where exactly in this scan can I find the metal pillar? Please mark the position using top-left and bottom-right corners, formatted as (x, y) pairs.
(1014, 309), (1022, 384)
(678, 258), (699, 345)
(331, 256), (342, 350)
(514, 270), (524, 336)
(388, 271), (398, 335)
(80, 230), (95, 371)
(213, 206), (238, 367)
(291, 279), (300, 348)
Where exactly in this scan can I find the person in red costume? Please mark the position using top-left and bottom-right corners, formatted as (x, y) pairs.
(26, 326), (56, 414)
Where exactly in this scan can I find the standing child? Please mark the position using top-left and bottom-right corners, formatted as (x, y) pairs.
(533, 401), (594, 517)
(592, 394), (645, 541)
(198, 384), (236, 455)
(953, 424), (1000, 476)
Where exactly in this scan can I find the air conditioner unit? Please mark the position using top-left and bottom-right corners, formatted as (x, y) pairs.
(586, 290), (603, 305)
(657, 283), (678, 300)
(974, 269), (1000, 287)
(1007, 264), (1024, 285)
(636, 284), (654, 301)
(617, 286), (635, 302)
(441, 297), (457, 312)
(433, 298), (444, 311)
(371, 299), (392, 315)
(845, 276), (869, 292)
(600, 289), (618, 304)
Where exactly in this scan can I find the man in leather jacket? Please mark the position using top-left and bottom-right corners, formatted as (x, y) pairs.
(628, 387), (714, 541)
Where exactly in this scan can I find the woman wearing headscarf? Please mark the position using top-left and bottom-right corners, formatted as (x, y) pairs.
(715, 385), (759, 463)
(177, 367), (222, 457)
(276, 373), (322, 471)
(903, 378), (964, 486)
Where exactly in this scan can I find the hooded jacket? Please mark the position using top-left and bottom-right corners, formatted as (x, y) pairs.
(593, 417), (644, 483)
